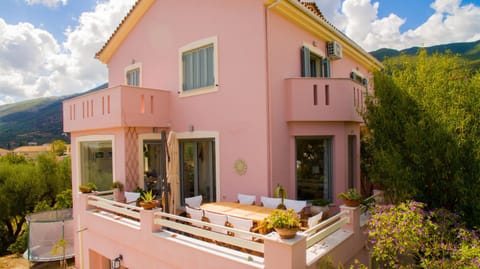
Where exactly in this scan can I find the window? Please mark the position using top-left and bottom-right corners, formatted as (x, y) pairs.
(125, 62), (142, 86)
(179, 139), (216, 205)
(350, 71), (368, 87)
(301, 46), (330, 78)
(79, 140), (113, 191)
(179, 36), (218, 96)
(295, 137), (333, 202)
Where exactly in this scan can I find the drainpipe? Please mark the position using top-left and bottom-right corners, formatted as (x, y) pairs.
(265, 0), (281, 195)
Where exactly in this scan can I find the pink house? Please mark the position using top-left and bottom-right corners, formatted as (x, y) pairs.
(63, 0), (381, 268)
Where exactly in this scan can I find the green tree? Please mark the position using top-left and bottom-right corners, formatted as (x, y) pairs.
(51, 140), (67, 156)
(363, 50), (480, 226)
(0, 154), (72, 254)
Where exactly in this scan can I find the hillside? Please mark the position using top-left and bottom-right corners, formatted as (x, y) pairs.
(0, 83), (107, 149)
(370, 40), (480, 69)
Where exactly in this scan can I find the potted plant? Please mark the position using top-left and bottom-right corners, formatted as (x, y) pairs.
(79, 182), (97, 193)
(139, 190), (160, 210)
(310, 198), (330, 216)
(266, 209), (300, 239)
(112, 181), (125, 202)
(338, 188), (362, 207)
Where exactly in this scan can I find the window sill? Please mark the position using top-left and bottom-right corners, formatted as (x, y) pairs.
(178, 85), (219, 98)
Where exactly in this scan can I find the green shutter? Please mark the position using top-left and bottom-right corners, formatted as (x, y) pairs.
(301, 46), (311, 77)
(323, 58), (331, 78)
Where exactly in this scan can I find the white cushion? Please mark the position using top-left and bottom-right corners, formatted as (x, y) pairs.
(186, 206), (204, 227)
(284, 199), (307, 213)
(307, 212), (323, 228)
(237, 193), (256, 205)
(204, 211), (227, 234)
(185, 195), (202, 208)
(227, 216), (254, 240)
(125, 192), (140, 204)
(260, 196), (282, 208)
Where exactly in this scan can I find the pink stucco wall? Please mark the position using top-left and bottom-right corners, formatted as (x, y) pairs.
(66, 1), (376, 267)
(266, 10), (368, 204)
(106, 0), (270, 202)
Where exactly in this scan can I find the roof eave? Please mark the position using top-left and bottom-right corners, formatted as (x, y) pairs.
(95, 0), (155, 64)
(266, 0), (383, 71)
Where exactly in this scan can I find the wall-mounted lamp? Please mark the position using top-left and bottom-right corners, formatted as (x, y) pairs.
(312, 41), (318, 47)
(131, 58), (136, 64)
(112, 254), (123, 269)
(189, 125), (194, 132)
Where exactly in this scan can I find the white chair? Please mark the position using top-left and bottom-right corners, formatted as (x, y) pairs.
(307, 212), (323, 228)
(260, 196), (282, 208)
(284, 199), (307, 214)
(237, 193), (256, 205)
(185, 195), (202, 208)
(204, 211), (228, 234)
(125, 192), (140, 204)
(227, 216), (254, 240)
(185, 206), (204, 228)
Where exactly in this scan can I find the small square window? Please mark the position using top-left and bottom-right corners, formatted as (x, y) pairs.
(126, 68), (140, 86)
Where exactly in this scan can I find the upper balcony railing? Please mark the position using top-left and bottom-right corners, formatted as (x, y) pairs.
(63, 85), (171, 132)
(285, 78), (367, 123)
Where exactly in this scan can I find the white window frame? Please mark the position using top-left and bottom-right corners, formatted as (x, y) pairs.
(178, 36), (219, 97)
(176, 131), (220, 202)
(124, 62), (142, 87)
(75, 135), (116, 196)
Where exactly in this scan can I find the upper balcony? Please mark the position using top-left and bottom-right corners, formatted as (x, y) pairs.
(285, 78), (367, 123)
(63, 85), (171, 132)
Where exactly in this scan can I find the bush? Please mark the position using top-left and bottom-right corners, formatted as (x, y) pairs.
(368, 201), (480, 268)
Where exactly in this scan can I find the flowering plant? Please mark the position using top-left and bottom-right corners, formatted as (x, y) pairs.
(266, 209), (300, 229)
(368, 201), (480, 268)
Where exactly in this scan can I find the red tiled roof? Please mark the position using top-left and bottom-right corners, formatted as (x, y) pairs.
(298, 0), (341, 32)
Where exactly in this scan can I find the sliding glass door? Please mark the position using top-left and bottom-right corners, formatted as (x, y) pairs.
(179, 139), (216, 205)
(295, 137), (333, 201)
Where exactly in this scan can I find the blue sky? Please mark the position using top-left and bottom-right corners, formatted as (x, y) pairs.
(0, 0), (479, 105)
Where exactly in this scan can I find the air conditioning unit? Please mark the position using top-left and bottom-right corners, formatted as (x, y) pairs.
(327, 41), (343, 60)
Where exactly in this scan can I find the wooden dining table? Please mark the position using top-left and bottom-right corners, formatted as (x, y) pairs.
(200, 201), (275, 224)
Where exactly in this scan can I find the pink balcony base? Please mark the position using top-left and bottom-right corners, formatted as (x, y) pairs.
(286, 78), (366, 123)
(63, 85), (170, 132)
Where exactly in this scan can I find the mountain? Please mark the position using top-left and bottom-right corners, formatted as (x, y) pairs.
(0, 83), (108, 149)
(370, 40), (480, 69)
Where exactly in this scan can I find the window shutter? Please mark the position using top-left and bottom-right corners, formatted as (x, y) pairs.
(301, 46), (311, 77)
(323, 58), (331, 78)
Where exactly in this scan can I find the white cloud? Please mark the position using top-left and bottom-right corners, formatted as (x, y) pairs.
(316, 0), (480, 51)
(25, 0), (67, 8)
(0, 0), (135, 104)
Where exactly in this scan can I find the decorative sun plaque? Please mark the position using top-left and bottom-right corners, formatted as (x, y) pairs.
(234, 159), (247, 175)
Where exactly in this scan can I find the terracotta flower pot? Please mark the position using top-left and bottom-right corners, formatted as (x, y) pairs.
(343, 199), (360, 207)
(274, 227), (298, 239)
(140, 200), (160, 210)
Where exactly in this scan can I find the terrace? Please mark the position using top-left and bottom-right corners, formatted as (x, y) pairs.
(77, 193), (369, 269)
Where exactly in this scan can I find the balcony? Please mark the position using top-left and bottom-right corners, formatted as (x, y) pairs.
(285, 78), (366, 123)
(63, 85), (171, 132)
(77, 193), (369, 269)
